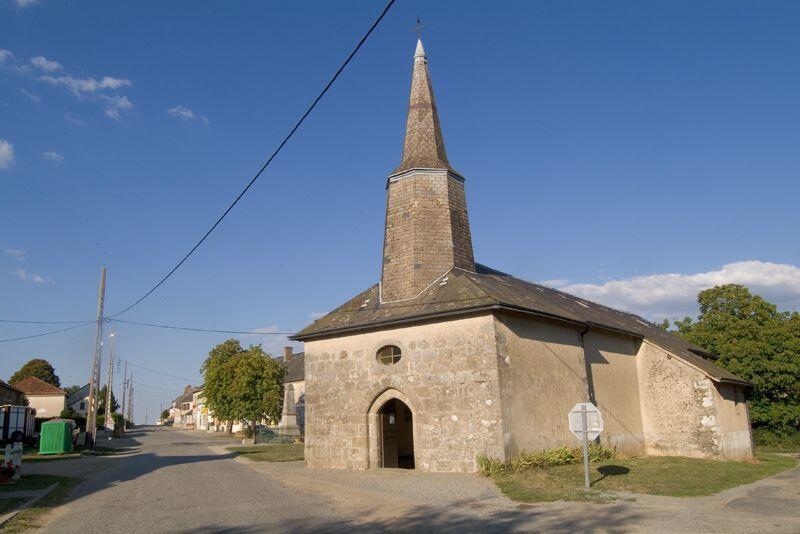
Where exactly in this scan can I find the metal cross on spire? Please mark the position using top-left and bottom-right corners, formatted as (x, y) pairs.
(412, 17), (425, 39)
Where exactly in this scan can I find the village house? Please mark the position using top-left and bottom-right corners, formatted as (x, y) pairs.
(66, 384), (91, 416)
(277, 346), (305, 434)
(192, 389), (211, 431)
(13, 377), (66, 418)
(170, 385), (202, 428)
(292, 39), (754, 473)
(0, 379), (24, 406)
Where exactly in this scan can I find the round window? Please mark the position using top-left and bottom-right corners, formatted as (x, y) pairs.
(376, 345), (402, 365)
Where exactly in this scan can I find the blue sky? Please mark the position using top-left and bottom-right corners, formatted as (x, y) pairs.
(2, 1), (799, 422)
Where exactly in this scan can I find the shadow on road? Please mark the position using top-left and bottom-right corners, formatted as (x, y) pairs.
(177, 499), (641, 533)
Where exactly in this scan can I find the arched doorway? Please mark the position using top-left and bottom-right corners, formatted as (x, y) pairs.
(378, 398), (415, 469)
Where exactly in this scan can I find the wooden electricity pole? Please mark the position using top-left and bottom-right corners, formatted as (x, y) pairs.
(86, 267), (107, 450)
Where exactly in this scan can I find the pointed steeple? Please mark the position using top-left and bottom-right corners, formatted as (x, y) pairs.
(393, 38), (452, 174)
(380, 39), (475, 302)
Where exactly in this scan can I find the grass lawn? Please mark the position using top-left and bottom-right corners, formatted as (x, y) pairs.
(227, 443), (304, 462)
(0, 475), (79, 533)
(0, 475), (67, 493)
(0, 498), (27, 514)
(23, 445), (117, 463)
(492, 453), (797, 503)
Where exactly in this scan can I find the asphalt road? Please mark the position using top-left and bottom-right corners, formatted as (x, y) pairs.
(32, 427), (800, 533)
(38, 428), (349, 533)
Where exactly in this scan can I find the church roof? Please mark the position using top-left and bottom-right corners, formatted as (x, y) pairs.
(392, 38), (455, 175)
(292, 264), (750, 386)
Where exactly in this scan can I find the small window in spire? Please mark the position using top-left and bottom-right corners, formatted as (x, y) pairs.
(377, 345), (402, 366)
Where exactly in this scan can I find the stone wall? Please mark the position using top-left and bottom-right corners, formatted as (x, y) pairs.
(637, 342), (752, 459)
(380, 170), (474, 302)
(304, 313), (504, 472)
(584, 331), (646, 455)
(493, 314), (589, 455)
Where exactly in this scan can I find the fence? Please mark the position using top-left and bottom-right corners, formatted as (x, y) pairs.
(255, 427), (299, 444)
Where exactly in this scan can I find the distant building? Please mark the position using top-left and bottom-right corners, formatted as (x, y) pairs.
(0, 379), (24, 406)
(292, 39), (754, 473)
(171, 385), (202, 428)
(277, 346), (305, 434)
(13, 377), (66, 418)
(66, 384), (91, 416)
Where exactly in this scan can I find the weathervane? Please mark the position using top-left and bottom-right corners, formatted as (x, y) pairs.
(412, 17), (425, 39)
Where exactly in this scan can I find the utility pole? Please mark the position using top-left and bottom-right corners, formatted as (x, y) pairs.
(145, 408), (148, 426)
(127, 377), (134, 427)
(120, 360), (128, 428)
(104, 333), (116, 434)
(86, 267), (107, 450)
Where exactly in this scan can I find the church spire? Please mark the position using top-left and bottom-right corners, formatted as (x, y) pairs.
(381, 39), (475, 302)
(393, 38), (452, 174)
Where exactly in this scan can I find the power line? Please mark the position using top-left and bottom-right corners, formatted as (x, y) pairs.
(0, 322), (93, 344)
(108, 0), (396, 319)
(0, 319), (90, 325)
(126, 361), (198, 383)
(107, 318), (294, 335)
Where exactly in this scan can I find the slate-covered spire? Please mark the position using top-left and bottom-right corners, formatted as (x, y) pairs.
(393, 38), (452, 174)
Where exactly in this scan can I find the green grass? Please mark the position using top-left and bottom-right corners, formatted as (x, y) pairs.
(0, 498), (27, 514)
(23, 445), (118, 463)
(1, 476), (79, 533)
(491, 453), (797, 503)
(227, 443), (304, 462)
(0, 474), (66, 493)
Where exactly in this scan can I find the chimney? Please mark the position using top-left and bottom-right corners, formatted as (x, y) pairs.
(184, 385), (193, 394)
(284, 346), (293, 362)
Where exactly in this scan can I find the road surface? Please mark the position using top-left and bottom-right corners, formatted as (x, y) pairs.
(32, 427), (800, 533)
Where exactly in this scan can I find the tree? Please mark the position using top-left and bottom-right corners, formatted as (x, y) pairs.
(201, 339), (244, 433)
(674, 284), (800, 440)
(97, 385), (120, 415)
(10, 358), (61, 387)
(228, 345), (285, 433)
(161, 409), (170, 420)
(200, 339), (286, 434)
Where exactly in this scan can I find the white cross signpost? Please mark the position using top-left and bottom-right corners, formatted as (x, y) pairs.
(568, 402), (604, 489)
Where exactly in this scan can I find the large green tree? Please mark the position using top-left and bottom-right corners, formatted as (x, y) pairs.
(229, 345), (285, 432)
(201, 339), (245, 433)
(674, 284), (800, 438)
(10, 358), (61, 388)
(200, 339), (285, 434)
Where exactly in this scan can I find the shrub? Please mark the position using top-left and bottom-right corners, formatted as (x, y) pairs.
(477, 443), (615, 475)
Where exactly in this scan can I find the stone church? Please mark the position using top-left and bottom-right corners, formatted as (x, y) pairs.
(293, 39), (754, 472)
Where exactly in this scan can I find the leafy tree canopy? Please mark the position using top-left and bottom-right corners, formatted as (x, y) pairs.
(10, 358), (61, 388)
(201, 339), (285, 431)
(673, 284), (800, 436)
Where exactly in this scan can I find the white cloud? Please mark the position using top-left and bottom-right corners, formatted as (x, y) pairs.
(13, 0), (40, 7)
(0, 49), (14, 64)
(42, 151), (64, 162)
(100, 95), (133, 120)
(0, 139), (14, 170)
(5, 249), (26, 262)
(166, 105), (195, 120)
(21, 88), (40, 103)
(13, 268), (52, 284)
(554, 260), (800, 320)
(64, 112), (86, 126)
(40, 75), (131, 97)
(30, 56), (61, 72)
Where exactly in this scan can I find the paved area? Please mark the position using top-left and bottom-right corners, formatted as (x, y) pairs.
(27, 427), (800, 533)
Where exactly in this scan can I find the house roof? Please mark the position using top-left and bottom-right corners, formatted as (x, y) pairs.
(66, 384), (91, 406)
(173, 387), (202, 406)
(0, 379), (22, 395)
(293, 264), (750, 386)
(13, 376), (66, 396)
(276, 353), (305, 383)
